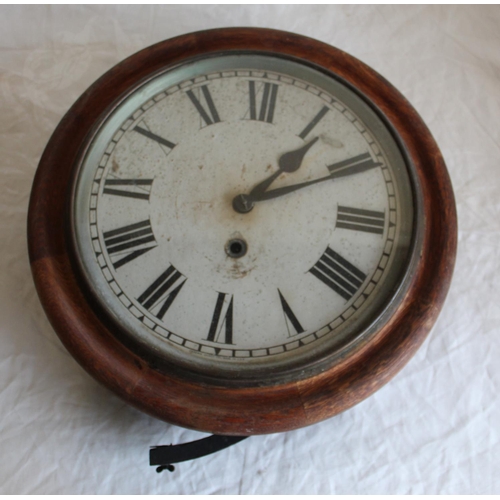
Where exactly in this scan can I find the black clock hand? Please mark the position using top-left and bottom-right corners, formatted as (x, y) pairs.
(250, 136), (319, 195)
(233, 137), (319, 213)
(242, 152), (381, 205)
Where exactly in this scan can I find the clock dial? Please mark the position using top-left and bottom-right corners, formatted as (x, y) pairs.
(73, 54), (414, 379)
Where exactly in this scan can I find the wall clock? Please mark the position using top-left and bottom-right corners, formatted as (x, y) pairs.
(28, 28), (457, 468)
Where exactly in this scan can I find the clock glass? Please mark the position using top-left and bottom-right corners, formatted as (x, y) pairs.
(72, 53), (416, 381)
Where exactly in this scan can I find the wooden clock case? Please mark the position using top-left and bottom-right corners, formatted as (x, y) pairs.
(28, 28), (457, 435)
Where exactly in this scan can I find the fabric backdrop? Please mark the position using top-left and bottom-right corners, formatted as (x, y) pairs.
(1, 4), (499, 494)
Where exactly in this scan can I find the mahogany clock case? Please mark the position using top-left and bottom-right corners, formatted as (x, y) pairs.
(27, 28), (457, 435)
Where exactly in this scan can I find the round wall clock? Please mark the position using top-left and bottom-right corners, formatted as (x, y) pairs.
(28, 28), (457, 441)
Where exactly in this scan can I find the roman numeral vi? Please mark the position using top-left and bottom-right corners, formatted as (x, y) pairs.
(206, 292), (234, 345)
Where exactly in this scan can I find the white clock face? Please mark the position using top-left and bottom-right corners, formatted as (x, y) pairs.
(73, 54), (415, 379)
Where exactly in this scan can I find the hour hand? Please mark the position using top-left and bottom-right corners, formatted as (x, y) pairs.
(233, 137), (319, 213)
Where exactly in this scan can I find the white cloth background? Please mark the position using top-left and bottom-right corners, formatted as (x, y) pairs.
(1, 4), (499, 494)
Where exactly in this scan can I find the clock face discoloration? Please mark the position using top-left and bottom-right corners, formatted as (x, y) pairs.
(73, 54), (414, 378)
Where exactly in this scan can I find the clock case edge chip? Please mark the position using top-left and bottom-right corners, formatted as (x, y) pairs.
(27, 28), (457, 435)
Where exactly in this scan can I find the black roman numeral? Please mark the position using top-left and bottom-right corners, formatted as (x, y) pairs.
(137, 265), (186, 320)
(278, 289), (305, 336)
(134, 123), (176, 151)
(298, 105), (329, 139)
(206, 292), (233, 345)
(336, 206), (385, 235)
(327, 152), (381, 179)
(309, 247), (367, 301)
(186, 85), (221, 126)
(248, 81), (279, 123)
(103, 178), (154, 201)
(102, 219), (156, 269)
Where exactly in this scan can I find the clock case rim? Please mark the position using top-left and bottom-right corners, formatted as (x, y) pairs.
(28, 28), (457, 435)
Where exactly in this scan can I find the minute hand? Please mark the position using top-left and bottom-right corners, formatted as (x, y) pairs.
(248, 153), (381, 203)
